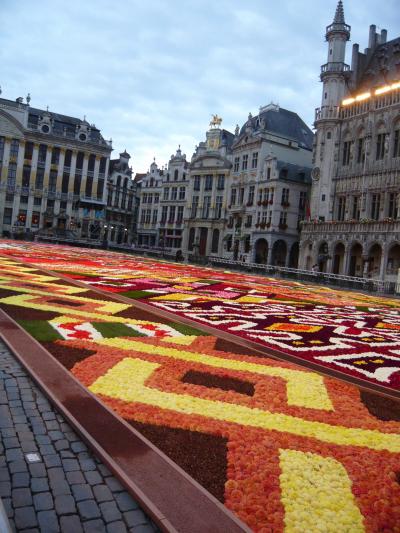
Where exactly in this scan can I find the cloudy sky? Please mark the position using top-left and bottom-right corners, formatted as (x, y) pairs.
(1, 0), (398, 172)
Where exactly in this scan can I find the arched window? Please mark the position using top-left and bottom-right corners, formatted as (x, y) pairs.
(116, 175), (121, 187)
(174, 169), (179, 181)
(123, 178), (128, 189)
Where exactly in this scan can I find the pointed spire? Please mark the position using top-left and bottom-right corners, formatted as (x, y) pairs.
(333, 0), (345, 24)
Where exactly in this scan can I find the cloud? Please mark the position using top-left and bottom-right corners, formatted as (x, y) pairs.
(0, 0), (398, 171)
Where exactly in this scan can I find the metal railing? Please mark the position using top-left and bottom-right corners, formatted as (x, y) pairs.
(208, 257), (400, 295)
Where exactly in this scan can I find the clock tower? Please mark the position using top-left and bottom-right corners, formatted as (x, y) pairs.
(310, 0), (351, 221)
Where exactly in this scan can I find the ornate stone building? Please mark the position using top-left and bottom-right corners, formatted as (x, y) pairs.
(158, 147), (189, 252)
(225, 105), (313, 265)
(0, 94), (111, 241)
(136, 160), (162, 247)
(105, 150), (137, 246)
(182, 124), (234, 258)
(300, 1), (400, 281)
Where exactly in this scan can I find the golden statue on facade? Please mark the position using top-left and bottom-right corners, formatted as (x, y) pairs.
(209, 114), (222, 128)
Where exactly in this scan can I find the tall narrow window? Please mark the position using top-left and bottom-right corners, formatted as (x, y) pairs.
(217, 174), (225, 190)
(230, 188), (237, 206)
(337, 196), (346, 221)
(376, 133), (386, 160)
(38, 144), (47, 164)
(352, 196), (360, 220)
(234, 157), (240, 172)
(22, 165), (31, 188)
(202, 196), (211, 219)
(242, 154), (248, 170)
(49, 170), (58, 192)
(371, 193), (381, 220)
(191, 196), (198, 218)
(204, 175), (213, 191)
(7, 163), (17, 188)
(393, 130), (400, 158)
(357, 138), (365, 164)
(342, 141), (351, 165)
(248, 186), (255, 205)
(251, 152), (258, 168)
(388, 193), (398, 219)
(10, 139), (19, 158)
(193, 176), (200, 191)
(51, 147), (60, 165)
(177, 206), (184, 223)
(24, 142), (34, 160)
(168, 205), (176, 223)
(215, 196), (223, 219)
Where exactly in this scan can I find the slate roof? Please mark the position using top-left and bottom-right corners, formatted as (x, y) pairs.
(0, 97), (108, 147)
(27, 106), (108, 145)
(220, 129), (235, 149)
(238, 107), (313, 150)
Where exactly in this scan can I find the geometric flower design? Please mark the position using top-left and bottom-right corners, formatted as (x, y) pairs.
(2, 240), (400, 390)
(0, 251), (400, 532)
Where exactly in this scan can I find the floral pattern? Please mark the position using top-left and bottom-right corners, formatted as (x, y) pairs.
(0, 252), (399, 532)
(1, 240), (400, 390)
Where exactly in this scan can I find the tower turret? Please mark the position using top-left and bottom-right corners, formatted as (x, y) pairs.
(310, 1), (351, 222)
(320, 0), (351, 108)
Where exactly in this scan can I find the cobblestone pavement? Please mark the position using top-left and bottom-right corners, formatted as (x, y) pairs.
(0, 340), (159, 533)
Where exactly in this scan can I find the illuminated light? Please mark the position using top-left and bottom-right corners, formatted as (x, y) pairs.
(342, 80), (400, 106)
(355, 92), (371, 102)
(375, 85), (392, 96)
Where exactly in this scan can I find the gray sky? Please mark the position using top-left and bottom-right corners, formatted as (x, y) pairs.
(1, 0), (399, 172)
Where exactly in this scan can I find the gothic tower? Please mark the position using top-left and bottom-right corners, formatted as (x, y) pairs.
(310, 1), (351, 220)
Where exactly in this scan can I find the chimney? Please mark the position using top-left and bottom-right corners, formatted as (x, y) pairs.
(368, 24), (377, 49)
(380, 29), (387, 44)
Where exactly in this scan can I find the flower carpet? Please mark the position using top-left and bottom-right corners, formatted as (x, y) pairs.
(1, 241), (400, 391)
(0, 251), (399, 532)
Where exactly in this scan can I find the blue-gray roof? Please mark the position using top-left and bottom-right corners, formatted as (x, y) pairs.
(239, 106), (313, 150)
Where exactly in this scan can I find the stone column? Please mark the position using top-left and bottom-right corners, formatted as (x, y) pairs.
(93, 155), (101, 199)
(80, 154), (89, 197)
(68, 151), (78, 194)
(380, 245), (388, 281)
(1, 138), (11, 182)
(31, 144), (39, 190)
(0, 138), (11, 235)
(342, 246), (350, 276)
(15, 140), (26, 186)
(56, 148), (65, 192)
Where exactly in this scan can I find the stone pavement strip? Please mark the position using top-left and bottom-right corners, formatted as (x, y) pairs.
(0, 340), (159, 533)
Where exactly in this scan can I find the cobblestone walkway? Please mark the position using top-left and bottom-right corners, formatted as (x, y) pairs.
(0, 340), (158, 533)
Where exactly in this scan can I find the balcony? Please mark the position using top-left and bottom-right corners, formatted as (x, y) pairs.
(79, 196), (106, 207)
(301, 219), (400, 236)
(314, 105), (340, 122)
(320, 62), (350, 77)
